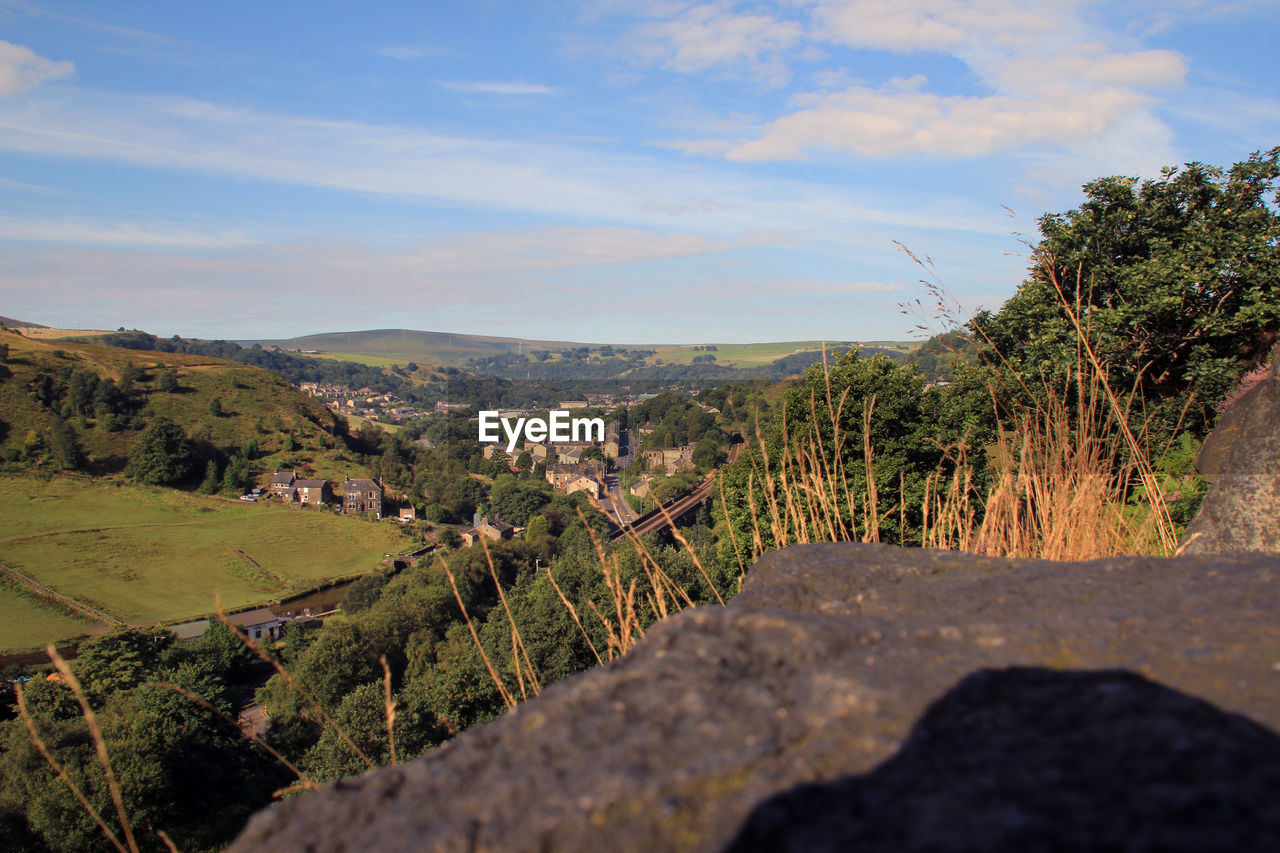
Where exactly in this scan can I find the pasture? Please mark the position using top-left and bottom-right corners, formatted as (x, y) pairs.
(0, 475), (412, 651)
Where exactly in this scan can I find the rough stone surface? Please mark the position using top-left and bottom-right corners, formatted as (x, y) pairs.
(727, 667), (1280, 852)
(230, 543), (1280, 853)
(1183, 343), (1280, 554)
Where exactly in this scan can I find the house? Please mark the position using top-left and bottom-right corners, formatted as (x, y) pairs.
(343, 477), (384, 518)
(294, 479), (331, 506)
(399, 506), (417, 524)
(642, 446), (695, 476)
(460, 516), (515, 546)
(629, 476), (654, 499)
(227, 607), (287, 643)
(269, 470), (297, 499)
(545, 461), (604, 490)
(565, 475), (600, 499)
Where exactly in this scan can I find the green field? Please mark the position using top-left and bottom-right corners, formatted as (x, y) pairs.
(0, 577), (100, 651)
(645, 341), (847, 368)
(309, 351), (412, 368)
(0, 476), (413, 651)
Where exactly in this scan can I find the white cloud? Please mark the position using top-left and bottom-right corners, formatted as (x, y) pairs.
(0, 41), (73, 97)
(0, 90), (1007, 240)
(436, 80), (557, 95)
(626, 1), (803, 81)
(612, 2), (1192, 164)
(727, 83), (1152, 160)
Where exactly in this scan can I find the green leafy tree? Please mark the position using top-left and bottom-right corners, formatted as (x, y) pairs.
(199, 458), (222, 494)
(156, 367), (179, 393)
(976, 147), (1280, 440)
(72, 626), (160, 703)
(126, 416), (195, 485)
(207, 397), (224, 417)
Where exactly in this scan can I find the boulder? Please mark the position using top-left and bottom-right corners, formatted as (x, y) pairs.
(1182, 343), (1280, 554)
(231, 542), (1280, 853)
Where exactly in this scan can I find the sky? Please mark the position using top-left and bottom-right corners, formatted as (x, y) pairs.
(0, 1), (1276, 345)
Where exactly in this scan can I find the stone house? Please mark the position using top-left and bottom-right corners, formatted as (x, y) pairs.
(294, 479), (331, 506)
(344, 477), (384, 518)
(461, 516), (515, 546)
(269, 470), (297, 499)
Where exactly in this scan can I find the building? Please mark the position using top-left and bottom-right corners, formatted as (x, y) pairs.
(399, 506), (417, 524)
(228, 608), (287, 643)
(546, 461), (604, 490)
(461, 516), (515, 546)
(642, 446), (695, 476)
(343, 477), (384, 518)
(269, 470), (297, 499)
(565, 475), (601, 499)
(294, 479), (331, 506)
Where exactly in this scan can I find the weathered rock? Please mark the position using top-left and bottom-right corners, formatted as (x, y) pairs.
(728, 667), (1280, 852)
(230, 543), (1280, 853)
(1183, 343), (1280, 554)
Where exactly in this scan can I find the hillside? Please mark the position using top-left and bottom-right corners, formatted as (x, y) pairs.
(0, 474), (413, 651)
(243, 328), (587, 367)
(247, 328), (918, 372)
(0, 315), (46, 329)
(0, 329), (372, 486)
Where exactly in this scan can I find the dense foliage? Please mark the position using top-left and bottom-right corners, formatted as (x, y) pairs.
(974, 147), (1280, 440)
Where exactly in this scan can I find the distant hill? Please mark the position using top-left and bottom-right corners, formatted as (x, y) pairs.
(0, 315), (46, 329)
(246, 328), (917, 372)
(243, 328), (587, 368)
(0, 329), (367, 486)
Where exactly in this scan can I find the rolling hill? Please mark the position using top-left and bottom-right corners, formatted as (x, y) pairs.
(246, 328), (917, 371)
(0, 328), (371, 485)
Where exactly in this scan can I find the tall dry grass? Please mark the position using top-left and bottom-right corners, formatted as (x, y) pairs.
(742, 253), (1181, 563)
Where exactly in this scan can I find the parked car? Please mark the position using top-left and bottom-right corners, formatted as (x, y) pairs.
(239, 494), (257, 502)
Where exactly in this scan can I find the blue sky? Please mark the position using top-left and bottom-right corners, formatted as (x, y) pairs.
(0, 1), (1276, 344)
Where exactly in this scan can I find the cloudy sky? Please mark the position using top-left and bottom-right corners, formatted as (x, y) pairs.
(0, 1), (1275, 343)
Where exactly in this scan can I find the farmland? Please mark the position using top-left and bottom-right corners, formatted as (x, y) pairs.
(0, 475), (412, 651)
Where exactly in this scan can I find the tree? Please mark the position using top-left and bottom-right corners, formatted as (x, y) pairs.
(207, 397), (224, 417)
(156, 367), (179, 393)
(73, 627), (160, 703)
(976, 147), (1280, 440)
(126, 416), (196, 485)
(199, 459), (222, 493)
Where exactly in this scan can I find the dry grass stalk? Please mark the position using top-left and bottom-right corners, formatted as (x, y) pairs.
(15, 681), (130, 853)
(717, 474), (747, 593)
(437, 556), (517, 710)
(157, 829), (181, 853)
(542, 562), (604, 666)
(379, 655), (397, 765)
(479, 538), (541, 698)
(861, 396), (880, 543)
(652, 494), (725, 606)
(47, 646), (140, 853)
(1041, 259), (1178, 553)
(214, 603), (375, 770)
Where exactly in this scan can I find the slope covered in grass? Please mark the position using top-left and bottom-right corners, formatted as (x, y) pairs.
(0, 475), (413, 650)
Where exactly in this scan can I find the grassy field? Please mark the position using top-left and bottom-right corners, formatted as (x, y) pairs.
(0, 475), (413, 651)
(645, 341), (849, 368)
(0, 577), (100, 651)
